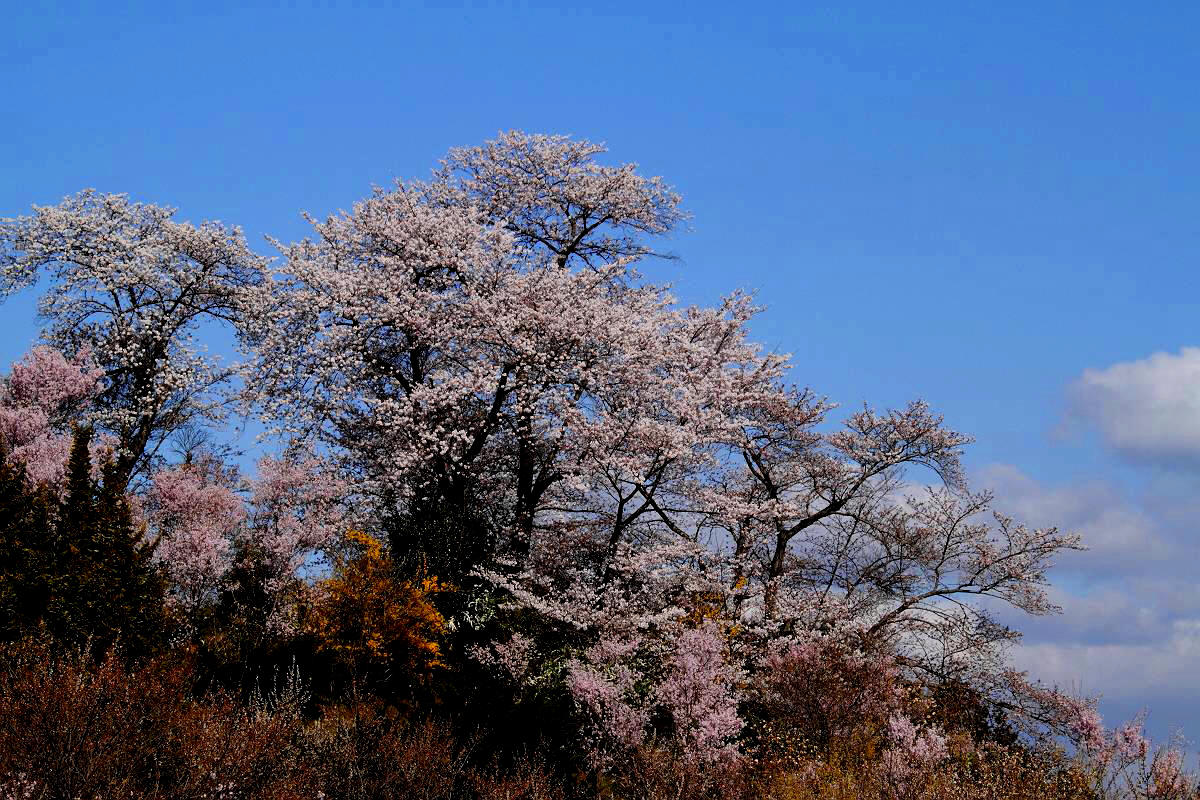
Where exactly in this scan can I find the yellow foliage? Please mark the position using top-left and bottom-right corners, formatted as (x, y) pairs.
(680, 584), (749, 639)
(680, 588), (730, 628)
(306, 530), (446, 677)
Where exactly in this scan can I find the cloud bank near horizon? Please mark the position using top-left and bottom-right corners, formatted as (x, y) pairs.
(971, 348), (1200, 741)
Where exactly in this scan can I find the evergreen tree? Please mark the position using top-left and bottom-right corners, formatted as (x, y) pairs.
(0, 438), (56, 640)
(95, 456), (167, 657)
(0, 427), (167, 656)
(47, 425), (97, 643)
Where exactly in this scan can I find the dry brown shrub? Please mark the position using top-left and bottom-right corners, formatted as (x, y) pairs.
(471, 753), (569, 800)
(0, 639), (1102, 800)
(303, 702), (476, 799)
(743, 737), (1095, 800)
(0, 640), (314, 798)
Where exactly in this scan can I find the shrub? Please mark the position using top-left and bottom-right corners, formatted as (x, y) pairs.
(306, 529), (447, 700)
(0, 641), (311, 798)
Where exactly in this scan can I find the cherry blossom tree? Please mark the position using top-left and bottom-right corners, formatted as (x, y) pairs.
(653, 624), (744, 763)
(429, 130), (687, 269)
(879, 713), (950, 799)
(564, 623), (743, 766)
(239, 132), (696, 573)
(0, 346), (104, 486)
(238, 453), (347, 633)
(488, 375), (1078, 696)
(146, 463), (244, 613)
(146, 451), (345, 627)
(0, 191), (267, 486)
(243, 454), (346, 588)
(238, 131), (1086, 758)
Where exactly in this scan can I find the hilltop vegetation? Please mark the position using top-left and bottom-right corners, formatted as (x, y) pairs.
(0, 132), (1192, 799)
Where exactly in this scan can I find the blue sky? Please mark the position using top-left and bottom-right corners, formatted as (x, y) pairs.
(4, 1), (1199, 745)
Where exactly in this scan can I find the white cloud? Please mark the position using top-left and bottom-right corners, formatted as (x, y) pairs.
(1067, 347), (1200, 466)
(1010, 620), (1200, 700)
(976, 464), (1200, 741)
(978, 463), (1174, 570)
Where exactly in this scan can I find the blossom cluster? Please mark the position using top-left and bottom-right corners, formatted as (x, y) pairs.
(0, 346), (104, 485)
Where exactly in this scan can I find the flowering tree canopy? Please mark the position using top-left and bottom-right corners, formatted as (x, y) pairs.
(238, 131), (1084, 721)
(0, 191), (267, 485)
(429, 131), (687, 268)
(0, 346), (104, 486)
(146, 452), (344, 627)
(238, 132), (699, 569)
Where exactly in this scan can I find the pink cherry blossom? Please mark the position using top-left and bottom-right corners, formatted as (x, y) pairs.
(880, 714), (949, 797)
(654, 624), (743, 763)
(566, 634), (650, 763)
(0, 346), (104, 486)
(147, 465), (244, 611)
(1149, 748), (1190, 799)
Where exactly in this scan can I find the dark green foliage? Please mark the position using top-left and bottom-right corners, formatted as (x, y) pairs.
(0, 440), (56, 641)
(383, 486), (497, 583)
(0, 428), (167, 657)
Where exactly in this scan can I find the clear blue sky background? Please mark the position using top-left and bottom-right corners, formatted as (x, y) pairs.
(4, 1), (1199, 747)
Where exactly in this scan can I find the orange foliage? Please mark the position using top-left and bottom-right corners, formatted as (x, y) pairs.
(306, 529), (446, 679)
